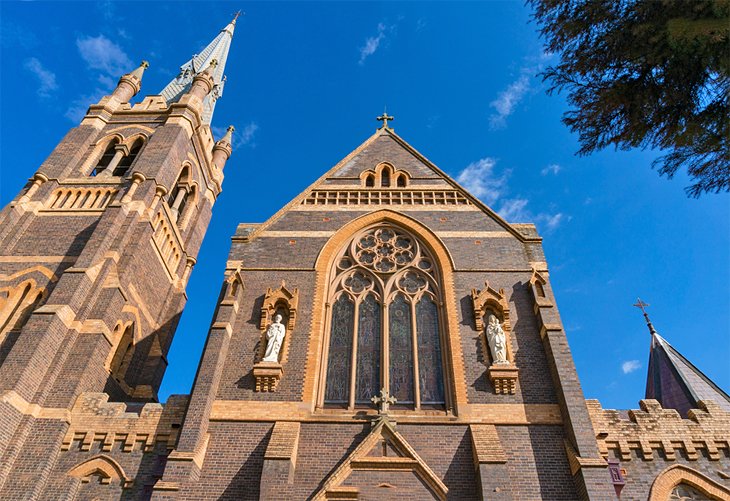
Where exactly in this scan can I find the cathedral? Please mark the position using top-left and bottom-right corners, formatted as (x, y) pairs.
(1, 16), (729, 501)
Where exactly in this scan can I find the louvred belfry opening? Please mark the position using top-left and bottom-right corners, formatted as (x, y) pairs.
(322, 224), (446, 410)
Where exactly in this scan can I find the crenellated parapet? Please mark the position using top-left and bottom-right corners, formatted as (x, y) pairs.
(587, 399), (730, 462)
(61, 392), (188, 453)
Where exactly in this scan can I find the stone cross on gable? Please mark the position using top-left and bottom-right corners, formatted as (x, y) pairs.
(371, 388), (397, 414)
(377, 111), (394, 129)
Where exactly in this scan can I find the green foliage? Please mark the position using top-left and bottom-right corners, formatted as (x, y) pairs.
(529, 0), (730, 196)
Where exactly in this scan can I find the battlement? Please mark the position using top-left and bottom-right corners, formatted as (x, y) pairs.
(61, 392), (189, 453)
(587, 399), (730, 462)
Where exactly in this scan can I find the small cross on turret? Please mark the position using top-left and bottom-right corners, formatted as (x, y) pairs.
(377, 111), (394, 129)
(371, 388), (397, 414)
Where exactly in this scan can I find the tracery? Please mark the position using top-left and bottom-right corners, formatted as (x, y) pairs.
(323, 224), (446, 410)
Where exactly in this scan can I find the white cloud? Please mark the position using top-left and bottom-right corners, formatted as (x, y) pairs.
(23, 58), (57, 98)
(455, 157), (504, 204)
(497, 198), (529, 221)
(455, 157), (568, 231)
(359, 23), (387, 65)
(536, 212), (566, 230)
(621, 360), (641, 374)
(76, 34), (132, 77)
(489, 74), (530, 129)
(541, 163), (561, 176)
(212, 122), (259, 151)
(487, 50), (556, 130)
(65, 90), (106, 122)
(239, 122), (259, 145)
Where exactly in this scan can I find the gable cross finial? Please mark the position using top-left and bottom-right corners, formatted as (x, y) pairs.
(377, 108), (394, 129)
(371, 388), (397, 414)
(633, 297), (658, 336)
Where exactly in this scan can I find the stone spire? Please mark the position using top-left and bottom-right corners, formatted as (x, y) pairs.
(159, 15), (237, 125)
(640, 300), (730, 416)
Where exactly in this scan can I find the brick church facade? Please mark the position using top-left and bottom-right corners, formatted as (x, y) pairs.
(1, 17), (728, 501)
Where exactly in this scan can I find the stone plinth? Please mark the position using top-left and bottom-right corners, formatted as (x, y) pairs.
(488, 364), (518, 395)
(253, 362), (284, 392)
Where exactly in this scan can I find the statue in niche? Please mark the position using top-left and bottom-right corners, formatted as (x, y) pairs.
(261, 313), (286, 363)
(486, 314), (509, 365)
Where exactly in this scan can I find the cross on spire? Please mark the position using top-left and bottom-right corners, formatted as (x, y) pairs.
(633, 297), (658, 336)
(371, 388), (397, 414)
(377, 110), (394, 129)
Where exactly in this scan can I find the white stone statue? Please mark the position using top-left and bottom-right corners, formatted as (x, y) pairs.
(261, 313), (286, 363)
(486, 314), (509, 365)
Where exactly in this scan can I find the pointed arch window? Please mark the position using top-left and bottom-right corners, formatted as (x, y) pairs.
(381, 168), (391, 188)
(0, 281), (44, 358)
(110, 324), (135, 389)
(92, 141), (119, 176)
(113, 138), (144, 177)
(322, 225), (446, 410)
(168, 166), (194, 228)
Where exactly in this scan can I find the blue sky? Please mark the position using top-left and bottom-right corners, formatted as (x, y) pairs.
(1, 1), (728, 411)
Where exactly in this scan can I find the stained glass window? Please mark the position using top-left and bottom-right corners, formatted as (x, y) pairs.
(355, 294), (381, 403)
(323, 224), (447, 410)
(669, 484), (711, 501)
(389, 295), (414, 403)
(324, 295), (354, 403)
(416, 297), (445, 404)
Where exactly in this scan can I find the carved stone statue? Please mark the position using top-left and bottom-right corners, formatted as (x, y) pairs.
(261, 313), (286, 363)
(486, 314), (509, 365)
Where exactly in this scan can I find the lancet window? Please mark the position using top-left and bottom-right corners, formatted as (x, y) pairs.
(323, 225), (446, 410)
(112, 138), (143, 177)
(109, 324), (135, 389)
(0, 281), (43, 348)
(168, 166), (196, 229)
(92, 141), (119, 176)
(90, 137), (145, 177)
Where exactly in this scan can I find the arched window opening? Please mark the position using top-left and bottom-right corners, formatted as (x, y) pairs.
(0, 282), (43, 366)
(396, 175), (406, 188)
(113, 139), (143, 177)
(168, 167), (191, 226)
(322, 225), (447, 410)
(365, 174), (375, 188)
(324, 295), (354, 404)
(0, 283), (42, 343)
(380, 168), (391, 188)
(92, 141), (119, 176)
(669, 484), (712, 500)
(110, 325), (135, 388)
(178, 185), (197, 230)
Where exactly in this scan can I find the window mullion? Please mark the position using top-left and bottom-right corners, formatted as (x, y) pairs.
(316, 301), (333, 410)
(348, 299), (360, 410)
(382, 300), (389, 400)
(410, 298), (420, 410)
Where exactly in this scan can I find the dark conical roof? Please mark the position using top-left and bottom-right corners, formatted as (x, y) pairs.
(645, 332), (730, 417)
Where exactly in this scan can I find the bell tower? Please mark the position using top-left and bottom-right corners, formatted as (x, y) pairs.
(0, 17), (237, 498)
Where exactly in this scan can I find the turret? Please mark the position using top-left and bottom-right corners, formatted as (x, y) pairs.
(212, 125), (234, 169)
(111, 60), (149, 103)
